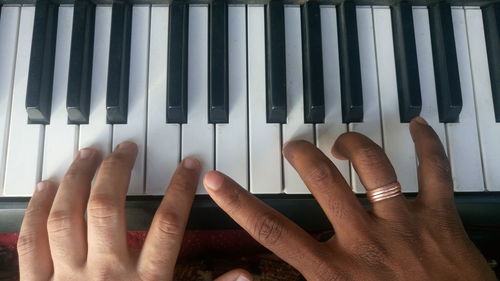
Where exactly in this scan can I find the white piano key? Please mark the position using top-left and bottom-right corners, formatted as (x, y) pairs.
(465, 8), (500, 191)
(79, 5), (112, 156)
(215, 6), (248, 189)
(0, 6), (21, 193)
(3, 6), (43, 196)
(447, 7), (484, 191)
(182, 5), (213, 194)
(146, 5), (180, 195)
(112, 5), (150, 195)
(373, 7), (418, 192)
(315, 6), (350, 190)
(282, 6), (313, 194)
(348, 7), (383, 193)
(42, 5), (78, 183)
(248, 6), (282, 194)
(412, 7), (448, 150)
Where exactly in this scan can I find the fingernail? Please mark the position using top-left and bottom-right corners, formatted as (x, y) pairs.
(413, 116), (428, 125)
(183, 157), (200, 170)
(36, 181), (49, 192)
(115, 141), (137, 152)
(236, 275), (250, 281)
(78, 148), (94, 160)
(204, 171), (223, 191)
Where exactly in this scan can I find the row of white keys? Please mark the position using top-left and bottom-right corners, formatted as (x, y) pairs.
(448, 7), (484, 191)
(316, 5), (350, 190)
(282, 6), (313, 194)
(42, 5), (78, 182)
(147, 5), (180, 195)
(248, 6), (282, 194)
(348, 6), (382, 193)
(112, 5), (149, 195)
(3, 6), (41, 196)
(0, 5), (20, 192)
(182, 5), (213, 194)
(373, 7), (418, 192)
(413, 7), (448, 150)
(465, 7), (500, 191)
(215, 5), (248, 190)
(79, 5), (112, 157)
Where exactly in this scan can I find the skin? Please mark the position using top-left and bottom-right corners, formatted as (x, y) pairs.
(18, 117), (495, 281)
(18, 142), (251, 281)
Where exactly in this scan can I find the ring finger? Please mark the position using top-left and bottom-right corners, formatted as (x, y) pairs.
(332, 132), (408, 219)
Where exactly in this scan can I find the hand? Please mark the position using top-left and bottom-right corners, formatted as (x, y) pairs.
(204, 118), (496, 281)
(18, 142), (251, 281)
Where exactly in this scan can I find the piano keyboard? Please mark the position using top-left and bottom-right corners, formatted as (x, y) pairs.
(0, 1), (499, 197)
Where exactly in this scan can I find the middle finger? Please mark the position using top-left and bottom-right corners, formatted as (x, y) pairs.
(87, 142), (137, 263)
(283, 140), (369, 236)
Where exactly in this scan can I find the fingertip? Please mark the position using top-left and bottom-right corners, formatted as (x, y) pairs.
(114, 141), (138, 154)
(412, 116), (428, 125)
(204, 170), (224, 192)
(182, 157), (201, 170)
(36, 180), (58, 193)
(214, 268), (253, 281)
(331, 133), (350, 160)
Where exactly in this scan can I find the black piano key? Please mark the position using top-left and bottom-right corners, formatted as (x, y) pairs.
(265, 0), (287, 123)
(301, 1), (325, 124)
(167, 2), (188, 124)
(25, 0), (58, 124)
(391, 1), (422, 123)
(106, 2), (132, 124)
(337, 1), (363, 123)
(209, 1), (228, 124)
(428, 2), (462, 123)
(67, 0), (95, 124)
(482, 3), (500, 122)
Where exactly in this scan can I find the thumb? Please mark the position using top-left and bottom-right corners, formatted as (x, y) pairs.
(213, 268), (253, 281)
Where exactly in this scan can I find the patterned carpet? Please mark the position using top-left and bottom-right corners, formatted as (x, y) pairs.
(0, 230), (317, 281)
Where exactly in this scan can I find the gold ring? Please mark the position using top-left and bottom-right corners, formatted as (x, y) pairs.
(367, 182), (402, 203)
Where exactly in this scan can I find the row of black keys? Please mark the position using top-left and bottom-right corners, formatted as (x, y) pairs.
(5, 0), (500, 125)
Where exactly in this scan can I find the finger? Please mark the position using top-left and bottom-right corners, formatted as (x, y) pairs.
(409, 117), (453, 205)
(47, 148), (101, 268)
(332, 132), (408, 218)
(138, 158), (200, 281)
(204, 171), (326, 275)
(214, 269), (253, 281)
(87, 141), (137, 264)
(18, 181), (58, 281)
(283, 140), (369, 236)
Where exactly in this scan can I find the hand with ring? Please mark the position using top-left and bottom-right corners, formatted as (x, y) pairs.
(204, 117), (496, 280)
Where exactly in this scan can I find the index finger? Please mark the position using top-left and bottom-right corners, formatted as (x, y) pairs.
(204, 171), (327, 275)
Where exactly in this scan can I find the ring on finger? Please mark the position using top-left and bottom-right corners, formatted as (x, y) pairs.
(367, 182), (402, 203)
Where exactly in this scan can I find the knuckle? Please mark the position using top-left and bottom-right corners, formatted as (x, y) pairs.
(17, 232), (36, 257)
(87, 196), (120, 225)
(100, 154), (130, 172)
(155, 211), (184, 238)
(327, 197), (348, 220)
(355, 144), (385, 168)
(306, 163), (334, 187)
(352, 241), (387, 266)
(426, 153), (452, 182)
(47, 210), (74, 235)
(252, 213), (285, 246)
(428, 208), (464, 238)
